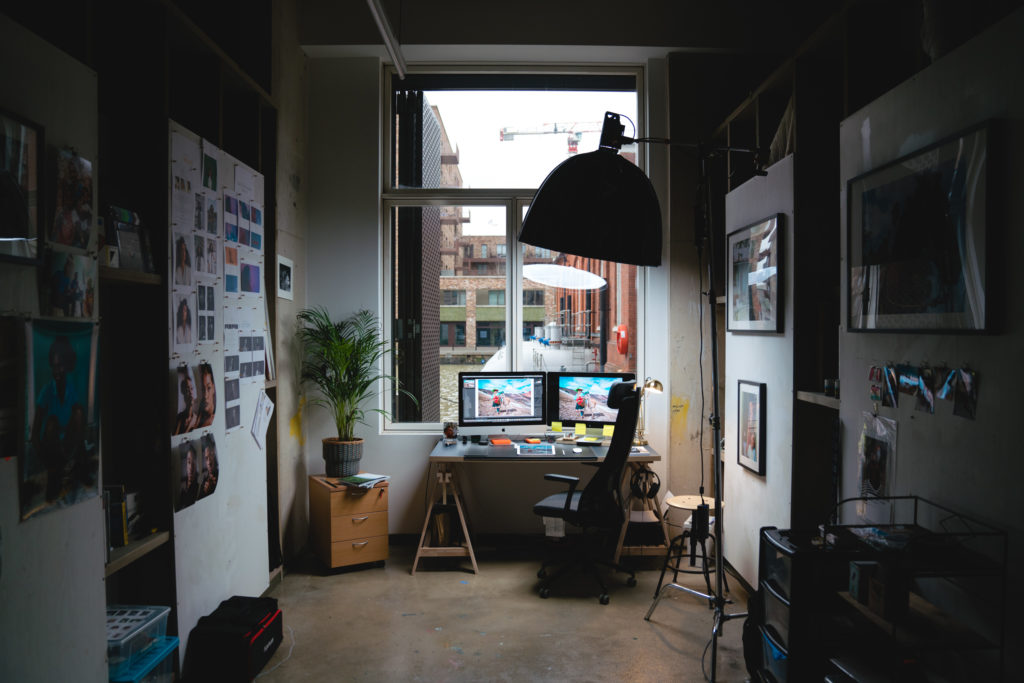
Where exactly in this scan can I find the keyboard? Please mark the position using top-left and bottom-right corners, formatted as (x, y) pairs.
(462, 446), (596, 461)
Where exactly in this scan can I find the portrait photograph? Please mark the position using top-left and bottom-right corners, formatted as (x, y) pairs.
(197, 433), (219, 500)
(171, 366), (199, 437)
(176, 438), (200, 511)
(277, 255), (293, 300)
(205, 195), (219, 236)
(42, 249), (96, 319)
(172, 289), (196, 354)
(21, 319), (99, 520)
(737, 380), (766, 475)
(50, 149), (93, 251)
(172, 231), (192, 286)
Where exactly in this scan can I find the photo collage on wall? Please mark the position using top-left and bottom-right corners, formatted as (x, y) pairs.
(222, 312), (242, 432)
(39, 148), (98, 323)
(868, 364), (979, 418)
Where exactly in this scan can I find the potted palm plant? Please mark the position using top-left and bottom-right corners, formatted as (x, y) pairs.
(297, 307), (416, 477)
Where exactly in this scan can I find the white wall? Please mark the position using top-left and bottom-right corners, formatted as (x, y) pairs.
(305, 56), (673, 535)
(0, 15), (107, 683)
(723, 156), (795, 586)
(838, 8), (1024, 654)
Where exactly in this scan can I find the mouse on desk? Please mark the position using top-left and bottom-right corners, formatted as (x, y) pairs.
(572, 447), (583, 453)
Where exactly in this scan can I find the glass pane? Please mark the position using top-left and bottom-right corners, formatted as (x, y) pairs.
(390, 204), (507, 424)
(520, 205), (637, 376)
(395, 90), (638, 189)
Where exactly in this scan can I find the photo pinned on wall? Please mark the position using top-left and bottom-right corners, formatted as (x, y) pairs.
(223, 322), (240, 379)
(50, 149), (93, 251)
(41, 249), (96, 319)
(205, 196), (219, 237)
(202, 148), (218, 191)
(936, 367), (957, 400)
(172, 231), (193, 287)
(737, 380), (766, 475)
(882, 366), (898, 408)
(196, 283), (218, 344)
(277, 255), (293, 301)
(727, 214), (782, 333)
(193, 193), (203, 232)
(225, 403), (241, 432)
(172, 289), (196, 355)
(224, 245), (240, 293)
(857, 412), (897, 511)
(170, 131), (200, 227)
(193, 234), (208, 279)
(953, 368), (978, 419)
(238, 199), (251, 247)
(240, 260), (260, 295)
(250, 205), (263, 251)
(21, 319), (99, 521)
(0, 108), (43, 263)
(223, 192), (239, 243)
(176, 438), (200, 511)
(915, 367), (935, 414)
(171, 365), (199, 436)
(197, 432), (219, 500)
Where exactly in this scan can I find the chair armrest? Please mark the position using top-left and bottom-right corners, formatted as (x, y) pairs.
(544, 473), (579, 485)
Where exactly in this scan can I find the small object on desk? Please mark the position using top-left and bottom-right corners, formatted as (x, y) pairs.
(577, 436), (601, 443)
(525, 437), (541, 444)
(335, 472), (390, 488)
(572, 447), (583, 453)
(490, 437), (512, 446)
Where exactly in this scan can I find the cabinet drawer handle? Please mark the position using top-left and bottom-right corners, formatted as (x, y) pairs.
(352, 516), (369, 522)
(352, 541), (369, 547)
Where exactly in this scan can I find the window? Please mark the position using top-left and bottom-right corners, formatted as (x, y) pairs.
(385, 71), (642, 427)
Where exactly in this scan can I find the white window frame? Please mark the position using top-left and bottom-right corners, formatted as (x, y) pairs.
(380, 65), (648, 433)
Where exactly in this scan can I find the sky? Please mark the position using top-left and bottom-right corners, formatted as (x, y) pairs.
(424, 90), (637, 235)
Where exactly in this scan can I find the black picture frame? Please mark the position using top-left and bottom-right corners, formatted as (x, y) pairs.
(847, 121), (989, 332)
(0, 108), (45, 264)
(737, 380), (766, 475)
(726, 214), (783, 333)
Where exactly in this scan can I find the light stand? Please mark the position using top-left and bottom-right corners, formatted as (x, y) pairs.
(633, 377), (663, 446)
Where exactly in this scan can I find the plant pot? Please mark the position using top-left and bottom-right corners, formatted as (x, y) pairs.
(323, 438), (363, 477)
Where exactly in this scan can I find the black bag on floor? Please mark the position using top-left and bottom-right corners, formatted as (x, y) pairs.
(183, 595), (283, 683)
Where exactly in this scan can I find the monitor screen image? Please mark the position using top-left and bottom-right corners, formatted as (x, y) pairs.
(547, 372), (635, 427)
(458, 371), (547, 428)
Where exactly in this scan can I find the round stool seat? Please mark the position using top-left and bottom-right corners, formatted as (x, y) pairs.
(665, 494), (721, 513)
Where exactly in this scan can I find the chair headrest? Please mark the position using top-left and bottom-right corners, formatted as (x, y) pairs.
(607, 380), (637, 409)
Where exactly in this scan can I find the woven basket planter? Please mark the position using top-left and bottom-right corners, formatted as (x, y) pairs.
(323, 438), (363, 477)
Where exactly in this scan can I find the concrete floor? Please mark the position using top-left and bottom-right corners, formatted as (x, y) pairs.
(258, 538), (751, 682)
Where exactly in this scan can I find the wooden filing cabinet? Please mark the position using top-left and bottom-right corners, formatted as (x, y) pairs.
(309, 475), (389, 569)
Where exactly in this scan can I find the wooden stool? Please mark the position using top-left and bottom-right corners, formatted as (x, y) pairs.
(645, 495), (725, 620)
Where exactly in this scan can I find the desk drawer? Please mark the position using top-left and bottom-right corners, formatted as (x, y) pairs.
(332, 511), (388, 542)
(329, 535), (388, 567)
(330, 486), (389, 516)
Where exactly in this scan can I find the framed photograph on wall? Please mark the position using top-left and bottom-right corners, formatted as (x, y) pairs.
(737, 380), (766, 475)
(727, 214), (782, 332)
(277, 254), (293, 301)
(0, 109), (44, 263)
(848, 122), (988, 332)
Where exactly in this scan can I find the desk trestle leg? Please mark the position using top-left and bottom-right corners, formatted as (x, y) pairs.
(410, 464), (479, 575)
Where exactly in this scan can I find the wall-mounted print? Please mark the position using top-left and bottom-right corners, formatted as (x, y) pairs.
(51, 149), (93, 250)
(42, 249), (97, 319)
(858, 411), (897, 501)
(737, 380), (766, 475)
(727, 214), (782, 332)
(22, 320), (99, 520)
(0, 109), (44, 263)
(848, 122), (988, 332)
(277, 255), (293, 301)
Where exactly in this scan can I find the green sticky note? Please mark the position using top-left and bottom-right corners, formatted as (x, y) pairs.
(551, 421), (562, 432)
(602, 425), (615, 437)
(575, 423), (587, 435)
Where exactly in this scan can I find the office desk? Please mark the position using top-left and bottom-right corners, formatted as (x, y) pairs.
(411, 438), (666, 574)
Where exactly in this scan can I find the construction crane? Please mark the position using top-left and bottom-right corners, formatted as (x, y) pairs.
(499, 122), (603, 154)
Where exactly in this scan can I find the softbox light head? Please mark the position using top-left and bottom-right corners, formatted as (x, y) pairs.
(519, 142), (662, 267)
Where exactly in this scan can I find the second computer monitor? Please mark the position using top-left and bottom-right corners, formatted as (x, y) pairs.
(457, 371), (547, 428)
(547, 372), (636, 429)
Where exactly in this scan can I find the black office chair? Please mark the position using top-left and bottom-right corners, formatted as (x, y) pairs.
(532, 380), (640, 604)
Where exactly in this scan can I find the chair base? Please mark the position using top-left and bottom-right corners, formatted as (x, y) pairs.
(536, 533), (637, 604)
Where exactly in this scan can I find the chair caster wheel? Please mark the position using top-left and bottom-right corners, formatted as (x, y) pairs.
(537, 569), (547, 579)
(539, 588), (550, 599)
(599, 594), (610, 605)
(627, 576), (637, 587)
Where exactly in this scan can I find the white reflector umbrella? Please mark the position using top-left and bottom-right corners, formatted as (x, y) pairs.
(523, 263), (607, 290)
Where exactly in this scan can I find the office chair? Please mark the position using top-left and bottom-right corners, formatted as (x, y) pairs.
(532, 380), (640, 604)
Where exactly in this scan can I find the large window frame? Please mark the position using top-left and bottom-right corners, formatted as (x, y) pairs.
(380, 66), (648, 432)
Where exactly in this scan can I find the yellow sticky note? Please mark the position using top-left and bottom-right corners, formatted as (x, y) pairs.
(575, 423), (587, 435)
(551, 421), (562, 433)
(602, 425), (615, 437)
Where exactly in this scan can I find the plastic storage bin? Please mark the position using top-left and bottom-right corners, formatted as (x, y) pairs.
(110, 635), (178, 683)
(106, 605), (171, 679)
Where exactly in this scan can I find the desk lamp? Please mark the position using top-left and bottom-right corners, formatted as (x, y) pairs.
(634, 377), (663, 446)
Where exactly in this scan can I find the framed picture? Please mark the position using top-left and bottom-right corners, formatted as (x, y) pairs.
(277, 254), (293, 301)
(727, 214), (782, 332)
(0, 109), (44, 263)
(737, 380), (766, 475)
(848, 122), (989, 332)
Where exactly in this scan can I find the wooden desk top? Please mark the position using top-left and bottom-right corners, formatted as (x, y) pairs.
(428, 437), (660, 463)
(666, 494), (720, 512)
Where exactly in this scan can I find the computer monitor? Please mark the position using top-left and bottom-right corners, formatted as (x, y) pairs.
(546, 372), (636, 429)
(457, 371), (547, 428)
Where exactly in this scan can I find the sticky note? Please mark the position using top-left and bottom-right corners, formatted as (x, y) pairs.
(551, 421), (562, 432)
(602, 425), (615, 437)
(574, 423), (587, 435)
